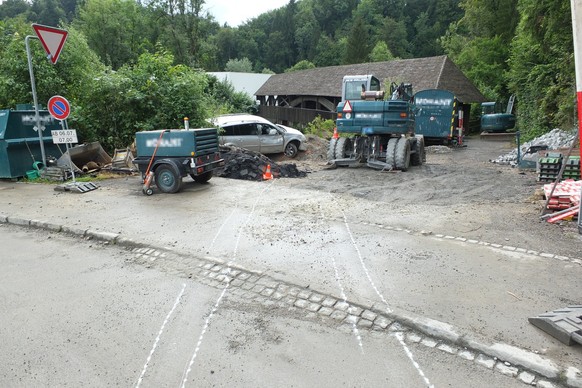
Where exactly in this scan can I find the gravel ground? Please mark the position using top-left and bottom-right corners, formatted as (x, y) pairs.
(267, 134), (582, 259)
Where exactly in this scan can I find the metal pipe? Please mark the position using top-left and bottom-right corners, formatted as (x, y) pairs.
(25, 35), (46, 169)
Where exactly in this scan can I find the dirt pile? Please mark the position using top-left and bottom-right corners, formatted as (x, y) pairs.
(216, 145), (307, 181)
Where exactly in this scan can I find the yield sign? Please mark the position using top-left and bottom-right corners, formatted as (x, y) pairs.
(32, 24), (68, 64)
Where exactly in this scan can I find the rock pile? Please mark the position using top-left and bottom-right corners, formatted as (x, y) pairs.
(490, 128), (578, 166)
(215, 146), (308, 181)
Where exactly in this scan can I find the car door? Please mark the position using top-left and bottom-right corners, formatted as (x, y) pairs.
(221, 123), (260, 152)
(257, 123), (284, 154)
(236, 123), (260, 152)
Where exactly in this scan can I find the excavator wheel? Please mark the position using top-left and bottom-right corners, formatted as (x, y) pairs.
(327, 138), (338, 161)
(335, 137), (353, 159)
(395, 137), (411, 171)
(385, 138), (399, 168)
(411, 137), (425, 166)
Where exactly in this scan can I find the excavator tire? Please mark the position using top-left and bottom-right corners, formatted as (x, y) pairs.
(385, 138), (398, 168)
(411, 137), (425, 166)
(395, 137), (411, 171)
(335, 137), (352, 159)
(327, 138), (338, 161)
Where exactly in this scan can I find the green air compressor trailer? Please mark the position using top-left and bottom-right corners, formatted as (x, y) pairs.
(133, 128), (225, 194)
(0, 105), (63, 179)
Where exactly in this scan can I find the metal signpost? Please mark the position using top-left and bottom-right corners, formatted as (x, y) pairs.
(47, 96), (97, 193)
(26, 24), (68, 169)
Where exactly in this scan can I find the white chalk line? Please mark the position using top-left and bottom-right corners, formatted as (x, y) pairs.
(179, 284), (229, 388)
(208, 208), (237, 251)
(319, 206), (365, 354)
(394, 332), (434, 388)
(135, 283), (187, 388)
(180, 181), (274, 387)
(326, 194), (433, 387)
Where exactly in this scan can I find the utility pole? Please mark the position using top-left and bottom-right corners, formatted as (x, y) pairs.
(570, 0), (582, 233)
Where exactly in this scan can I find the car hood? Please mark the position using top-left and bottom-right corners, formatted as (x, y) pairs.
(277, 125), (303, 137)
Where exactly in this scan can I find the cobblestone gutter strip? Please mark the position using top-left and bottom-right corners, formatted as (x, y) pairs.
(1, 214), (580, 388)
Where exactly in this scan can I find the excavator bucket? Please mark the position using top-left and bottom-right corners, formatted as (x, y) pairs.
(56, 142), (112, 173)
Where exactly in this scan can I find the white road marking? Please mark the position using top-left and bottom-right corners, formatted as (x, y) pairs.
(180, 181), (274, 387)
(394, 332), (434, 388)
(327, 194), (434, 387)
(135, 283), (187, 388)
(321, 207), (365, 353)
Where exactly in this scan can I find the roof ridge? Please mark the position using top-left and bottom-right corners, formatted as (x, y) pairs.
(436, 55), (448, 89)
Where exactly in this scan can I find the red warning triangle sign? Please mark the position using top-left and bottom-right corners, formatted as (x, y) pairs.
(343, 100), (353, 113)
(32, 24), (68, 64)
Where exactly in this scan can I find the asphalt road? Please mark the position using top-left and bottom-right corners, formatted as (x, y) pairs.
(0, 224), (529, 387)
(0, 137), (581, 387)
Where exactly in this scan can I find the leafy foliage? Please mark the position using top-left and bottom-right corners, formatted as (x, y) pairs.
(1, 0), (580, 148)
(74, 51), (211, 152)
(304, 116), (335, 139)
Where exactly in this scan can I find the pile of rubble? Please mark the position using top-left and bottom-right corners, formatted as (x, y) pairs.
(490, 128), (578, 166)
(215, 145), (307, 181)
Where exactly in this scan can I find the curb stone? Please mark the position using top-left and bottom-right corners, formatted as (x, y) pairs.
(0, 214), (577, 388)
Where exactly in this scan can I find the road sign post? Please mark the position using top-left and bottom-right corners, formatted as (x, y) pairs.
(26, 24), (68, 169)
(571, 0), (582, 233)
(48, 95), (77, 183)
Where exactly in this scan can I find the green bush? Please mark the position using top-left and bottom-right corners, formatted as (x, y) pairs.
(304, 116), (336, 139)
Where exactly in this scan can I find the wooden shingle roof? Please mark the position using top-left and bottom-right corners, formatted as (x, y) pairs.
(255, 55), (485, 103)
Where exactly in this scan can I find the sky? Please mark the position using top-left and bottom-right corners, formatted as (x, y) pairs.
(204, 0), (289, 27)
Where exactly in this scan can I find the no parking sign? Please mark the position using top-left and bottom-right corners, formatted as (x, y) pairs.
(47, 95), (70, 121)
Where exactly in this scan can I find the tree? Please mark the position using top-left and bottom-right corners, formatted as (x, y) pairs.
(0, 0), (29, 20)
(344, 16), (370, 64)
(294, 3), (319, 61)
(224, 57), (253, 72)
(507, 0), (574, 138)
(28, 0), (66, 26)
(0, 19), (103, 110)
(76, 0), (153, 69)
(369, 41), (395, 62)
(75, 50), (211, 151)
(441, 0), (519, 101)
(285, 60), (315, 73)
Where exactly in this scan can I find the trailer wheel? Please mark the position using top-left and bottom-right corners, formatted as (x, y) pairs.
(155, 165), (182, 193)
(395, 137), (411, 171)
(411, 137), (425, 166)
(190, 171), (213, 183)
(385, 138), (398, 168)
(327, 138), (337, 161)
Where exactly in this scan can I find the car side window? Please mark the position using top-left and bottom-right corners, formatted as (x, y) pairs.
(258, 123), (277, 135)
(238, 123), (257, 136)
(222, 125), (236, 136)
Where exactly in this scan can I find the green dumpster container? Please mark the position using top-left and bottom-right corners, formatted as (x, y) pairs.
(0, 105), (65, 178)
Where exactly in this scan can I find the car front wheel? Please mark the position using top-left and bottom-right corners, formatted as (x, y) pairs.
(284, 142), (299, 158)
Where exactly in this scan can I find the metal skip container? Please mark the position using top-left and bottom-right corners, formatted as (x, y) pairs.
(0, 105), (64, 178)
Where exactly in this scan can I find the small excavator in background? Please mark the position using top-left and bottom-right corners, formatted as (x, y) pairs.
(480, 95), (516, 133)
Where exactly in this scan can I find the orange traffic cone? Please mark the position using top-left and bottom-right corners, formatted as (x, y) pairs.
(332, 127), (339, 139)
(263, 164), (273, 180)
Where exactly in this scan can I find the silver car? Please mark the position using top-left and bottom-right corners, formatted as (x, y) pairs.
(211, 114), (307, 158)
